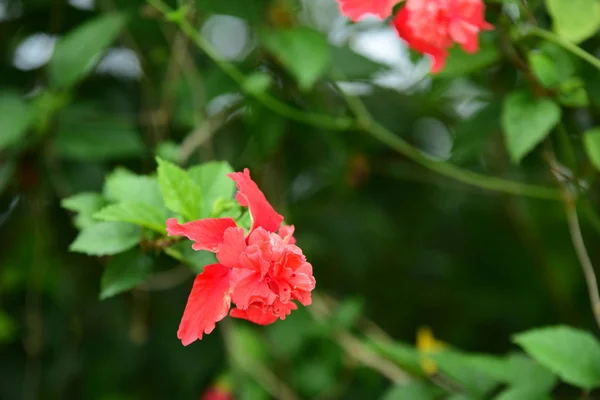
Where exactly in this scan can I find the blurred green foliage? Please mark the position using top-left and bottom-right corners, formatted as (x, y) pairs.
(3, 0), (600, 399)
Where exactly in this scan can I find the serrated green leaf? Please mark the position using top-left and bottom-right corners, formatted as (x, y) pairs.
(381, 381), (442, 400)
(513, 325), (600, 389)
(48, 13), (127, 88)
(157, 157), (203, 220)
(502, 91), (561, 163)
(61, 192), (108, 229)
(187, 161), (235, 217)
(69, 222), (141, 256)
(103, 168), (165, 210)
(584, 128), (600, 171)
(262, 27), (331, 90)
(94, 203), (166, 233)
(545, 0), (600, 44)
(0, 91), (33, 150)
(100, 249), (153, 299)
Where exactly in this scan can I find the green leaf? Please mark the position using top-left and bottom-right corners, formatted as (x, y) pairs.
(494, 387), (552, 400)
(166, 242), (217, 274)
(503, 354), (557, 392)
(502, 91), (561, 163)
(435, 32), (500, 78)
(545, 0), (600, 44)
(100, 249), (153, 299)
(156, 157), (203, 220)
(329, 45), (387, 80)
(432, 350), (500, 396)
(557, 77), (589, 107)
(61, 192), (108, 229)
(69, 222), (141, 256)
(48, 13), (128, 88)
(584, 128), (600, 171)
(528, 52), (561, 88)
(187, 161), (234, 218)
(262, 27), (331, 90)
(94, 203), (166, 233)
(103, 168), (165, 210)
(229, 324), (268, 369)
(381, 381), (442, 400)
(368, 339), (423, 375)
(55, 112), (144, 161)
(0, 310), (17, 343)
(513, 325), (600, 389)
(243, 72), (272, 95)
(0, 91), (33, 150)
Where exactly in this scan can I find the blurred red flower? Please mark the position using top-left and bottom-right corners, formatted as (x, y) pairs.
(167, 169), (316, 346)
(393, 0), (493, 73)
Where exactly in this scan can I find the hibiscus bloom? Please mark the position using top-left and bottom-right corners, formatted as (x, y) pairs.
(166, 169), (316, 346)
(392, 0), (493, 73)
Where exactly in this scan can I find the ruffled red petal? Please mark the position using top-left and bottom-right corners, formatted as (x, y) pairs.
(166, 217), (237, 252)
(228, 169), (283, 234)
(337, 0), (398, 21)
(230, 305), (278, 325)
(177, 264), (232, 345)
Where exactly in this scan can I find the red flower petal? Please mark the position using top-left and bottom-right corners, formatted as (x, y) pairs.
(392, 7), (449, 73)
(230, 305), (278, 325)
(216, 227), (247, 268)
(231, 270), (273, 309)
(337, 0), (398, 21)
(228, 169), (283, 234)
(177, 264), (232, 345)
(166, 217), (237, 252)
(278, 224), (296, 245)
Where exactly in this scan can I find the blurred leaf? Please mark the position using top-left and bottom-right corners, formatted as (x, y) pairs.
(55, 115), (145, 161)
(103, 168), (165, 210)
(187, 161), (235, 218)
(503, 354), (557, 392)
(331, 297), (364, 329)
(583, 128), (600, 171)
(100, 249), (153, 299)
(0, 160), (16, 194)
(69, 222), (141, 256)
(329, 45), (387, 80)
(94, 203), (166, 233)
(0, 91), (32, 150)
(61, 192), (108, 229)
(155, 141), (181, 163)
(380, 381), (442, 400)
(48, 13), (128, 88)
(262, 27), (331, 90)
(169, 242), (217, 273)
(557, 77), (588, 107)
(243, 72), (272, 95)
(450, 101), (501, 165)
(292, 360), (336, 397)
(432, 350), (500, 396)
(528, 52), (560, 88)
(494, 387), (552, 400)
(229, 324), (268, 370)
(196, 0), (267, 22)
(513, 325), (600, 389)
(502, 91), (561, 163)
(369, 339), (423, 375)
(545, 0), (600, 44)
(0, 310), (17, 343)
(239, 379), (270, 400)
(435, 33), (500, 78)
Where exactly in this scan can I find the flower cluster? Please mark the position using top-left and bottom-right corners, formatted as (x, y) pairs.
(338, 0), (492, 73)
(166, 169), (316, 346)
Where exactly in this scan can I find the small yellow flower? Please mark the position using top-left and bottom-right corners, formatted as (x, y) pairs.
(416, 326), (447, 375)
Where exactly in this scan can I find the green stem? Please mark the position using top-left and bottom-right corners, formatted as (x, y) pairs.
(526, 26), (600, 72)
(148, 0), (560, 200)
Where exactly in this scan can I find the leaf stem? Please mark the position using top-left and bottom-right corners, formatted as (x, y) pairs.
(525, 26), (600, 73)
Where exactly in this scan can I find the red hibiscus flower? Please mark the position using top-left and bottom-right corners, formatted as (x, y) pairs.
(337, 0), (399, 21)
(392, 0), (493, 73)
(167, 169), (316, 346)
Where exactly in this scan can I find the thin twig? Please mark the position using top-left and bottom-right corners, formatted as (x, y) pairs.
(544, 146), (600, 329)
